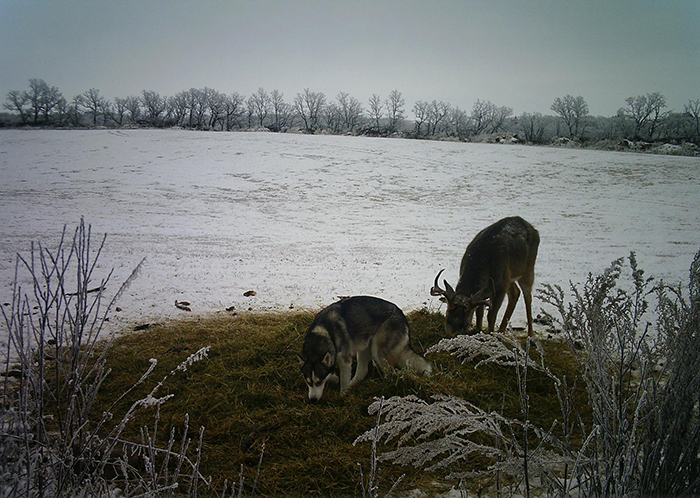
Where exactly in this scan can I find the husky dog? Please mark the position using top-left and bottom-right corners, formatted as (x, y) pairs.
(298, 296), (432, 402)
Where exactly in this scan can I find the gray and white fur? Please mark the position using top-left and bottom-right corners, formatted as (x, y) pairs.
(298, 296), (432, 402)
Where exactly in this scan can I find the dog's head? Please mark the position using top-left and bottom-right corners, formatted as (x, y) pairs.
(298, 352), (335, 403)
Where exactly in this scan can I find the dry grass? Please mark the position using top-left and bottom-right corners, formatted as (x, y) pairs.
(93, 310), (589, 496)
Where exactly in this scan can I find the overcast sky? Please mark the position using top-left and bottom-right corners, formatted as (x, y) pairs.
(1, 0), (698, 117)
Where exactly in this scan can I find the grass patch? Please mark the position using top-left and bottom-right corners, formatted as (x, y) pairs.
(94, 310), (589, 496)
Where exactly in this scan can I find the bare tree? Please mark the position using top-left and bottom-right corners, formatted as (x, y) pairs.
(67, 95), (84, 127)
(141, 90), (166, 127)
(168, 92), (188, 127)
(412, 100), (429, 137)
(621, 92), (668, 141)
(294, 88), (326, 133)
(98, 98), (114, 126)
(426, 100), (451, 136)
(659, 111), (690, 143)
(449, 107), (469, 140)
(249, 87), (271, 128)
(124, 96), (142, 124)
(112, 97), (129, 126)
(182, 88), (203, 128)
(269, 89), (287, 131)
(551, 94), (589, 139)
(224, 92), (245, 131)
(4, 90), (29, 123)
(13, 79), (64, 125)
(488, 104), (513, 134)
(385, 90), (405, 133)
(470, 99), (496, 136)
(336, 91), (363, 132)
(684, 99), (700, 144)
(519, 112), (548, 144)
(81, 88), (105, 126)
(467, 100), (514, 137)
(245, 96), (255, 128)
(324, 102), (342, 133)
(193, 88), (212, 128)
(26, 78), (49, 124)
(39, 84), (64, 124)
(368, 94), (383, 132)
(179, 89), (195, 128)
(54, 95), (69, 126)
(206, 89), (226, 129)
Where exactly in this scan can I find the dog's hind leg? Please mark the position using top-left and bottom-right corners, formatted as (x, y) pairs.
(391, 327), (432, 376)
(370, 339), (392, 377)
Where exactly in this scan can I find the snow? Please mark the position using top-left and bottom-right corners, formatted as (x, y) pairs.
(1, 129), (699, 345)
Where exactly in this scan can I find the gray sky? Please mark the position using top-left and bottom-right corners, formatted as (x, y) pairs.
(1, 0), (698, 117)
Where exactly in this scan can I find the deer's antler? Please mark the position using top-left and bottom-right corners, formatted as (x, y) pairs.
(430, 269), (456, 302)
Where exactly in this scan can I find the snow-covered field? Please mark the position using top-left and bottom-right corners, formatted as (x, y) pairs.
(1, 129), (699, 343)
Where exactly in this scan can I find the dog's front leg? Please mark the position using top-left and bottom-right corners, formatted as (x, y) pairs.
(350, 348), (372, 387)
(337, 355), (353, 392)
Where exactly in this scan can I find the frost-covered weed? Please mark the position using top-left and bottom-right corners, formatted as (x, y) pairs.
(355, 397), (405, 498)
(357, 250), (700, 497)
(0, 221), (229, 497)
(356, 333), (571, 497)
(539, 251), (700, 496)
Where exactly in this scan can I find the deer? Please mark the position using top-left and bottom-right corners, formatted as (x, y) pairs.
(430, 216), (539, 336)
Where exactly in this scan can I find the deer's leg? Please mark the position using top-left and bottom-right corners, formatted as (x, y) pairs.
(519, 275), (535, 337)
(475, 305), (484, 332)
(466, 307), (475, 330)
(487, 288), (506, 332)
(498, 283), (521, 332)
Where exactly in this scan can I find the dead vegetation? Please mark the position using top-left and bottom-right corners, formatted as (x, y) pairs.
(86, 310), (587, 496)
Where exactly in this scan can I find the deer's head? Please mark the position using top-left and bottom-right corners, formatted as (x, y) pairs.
(430, 269), (492, 335)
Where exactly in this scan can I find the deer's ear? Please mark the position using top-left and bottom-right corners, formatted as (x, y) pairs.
(444, 280), (456, 300)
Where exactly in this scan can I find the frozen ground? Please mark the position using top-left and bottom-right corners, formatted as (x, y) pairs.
(1, 129), (699, 345)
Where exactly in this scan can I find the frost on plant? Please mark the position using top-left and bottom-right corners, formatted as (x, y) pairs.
(355, 397), (405, 498)
(358, 250), (700, 498)
(355, 333), (571, 494)
(0, 220), (223, 497)
(356, 394), (513, 476)
(428, 331), (556, 378)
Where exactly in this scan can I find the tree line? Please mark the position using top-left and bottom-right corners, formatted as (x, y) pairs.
(4, 78), (700, 147)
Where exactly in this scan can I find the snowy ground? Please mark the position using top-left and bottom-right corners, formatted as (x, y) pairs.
(1, 129), (699, 345)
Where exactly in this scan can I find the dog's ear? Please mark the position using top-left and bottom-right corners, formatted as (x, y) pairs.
(297, 354), (306, 366)
(322, 352), (334, 368)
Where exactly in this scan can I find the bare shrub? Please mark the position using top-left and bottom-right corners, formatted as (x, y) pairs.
(638, 255), (700, 494)
(355, 397), (405, 498)
(0, 220), (241, 497)
(540, 251), (700, 496)
(357, 250), (700, 497)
